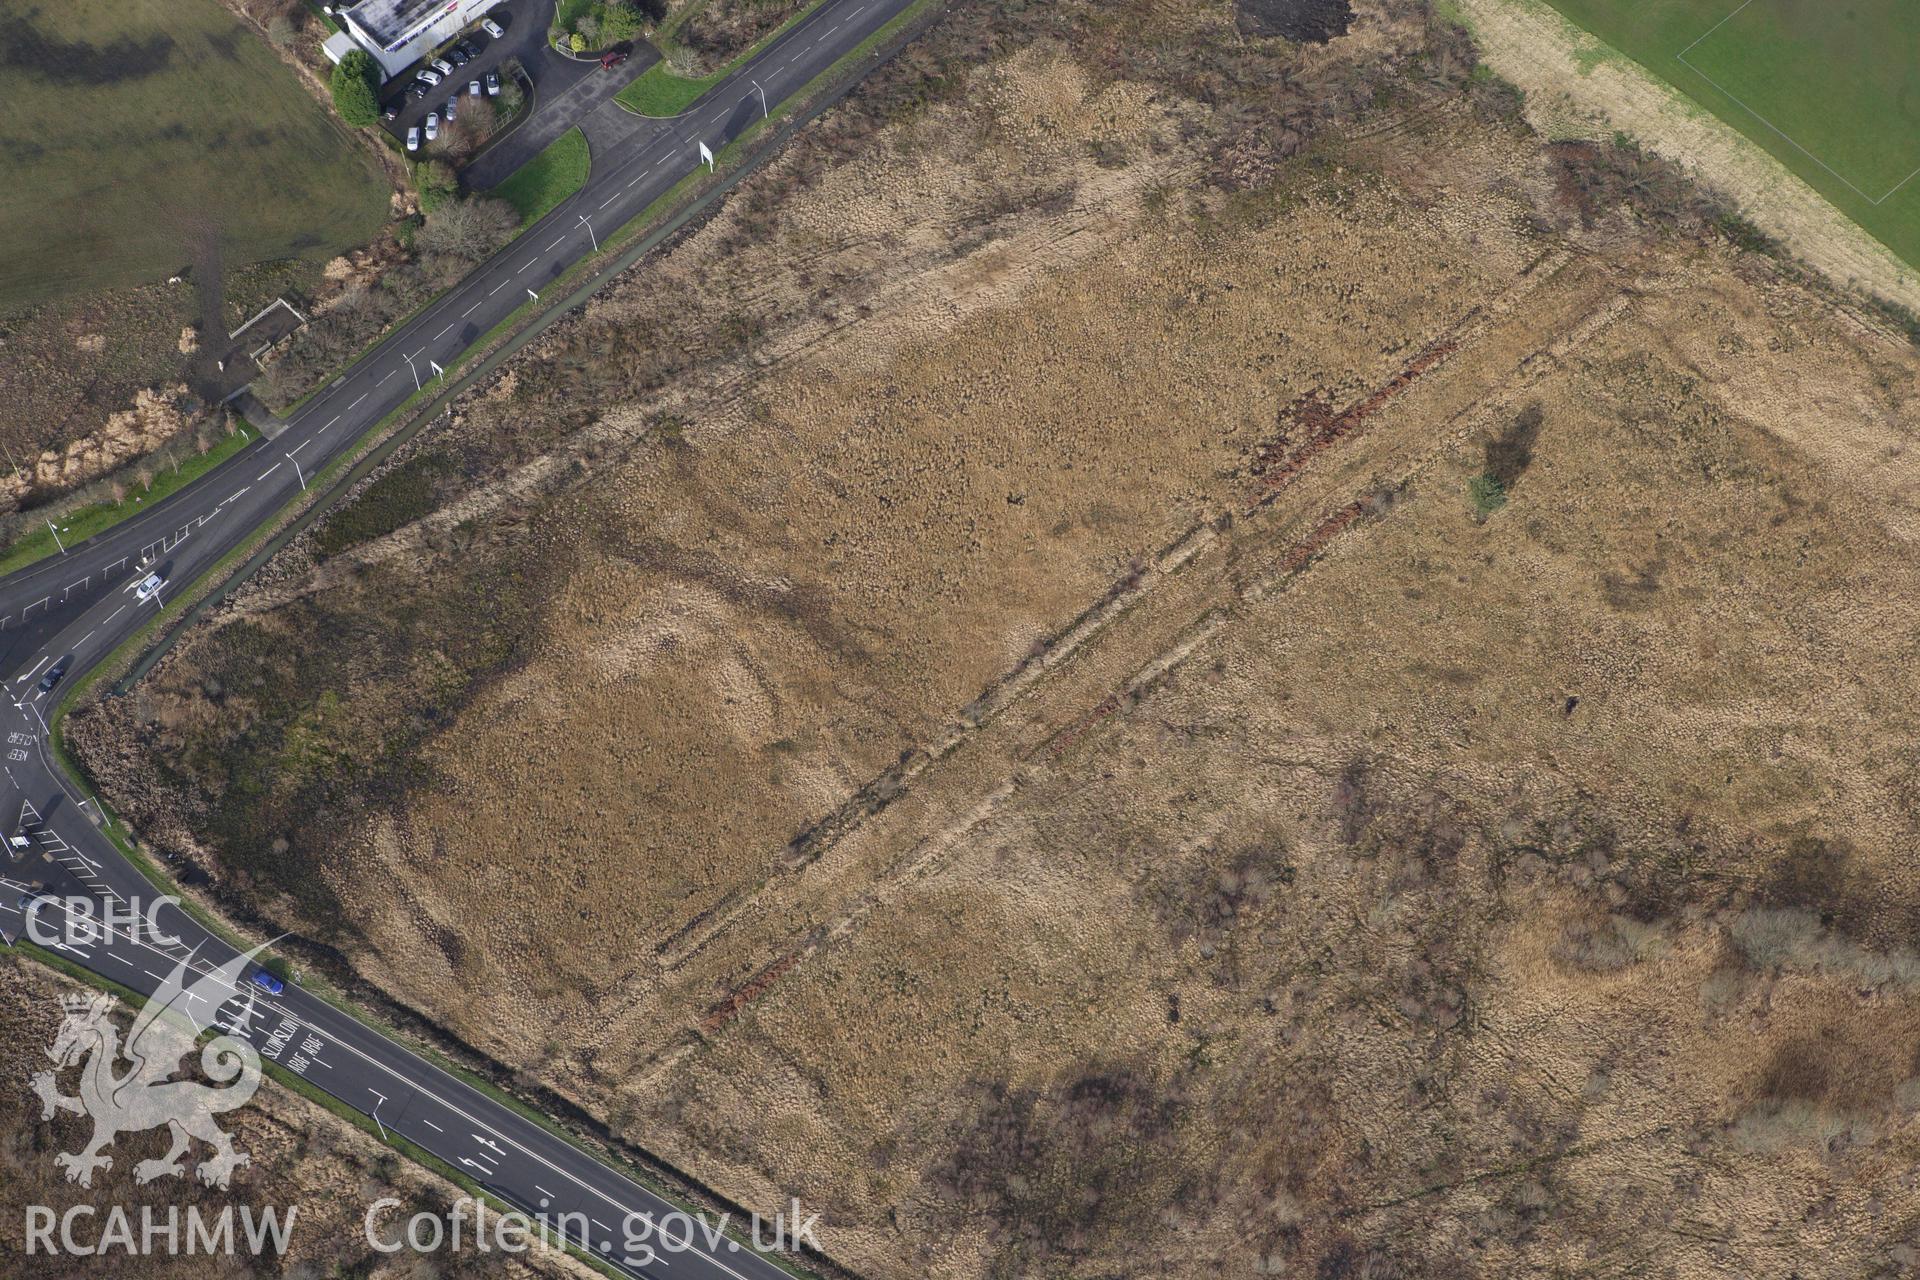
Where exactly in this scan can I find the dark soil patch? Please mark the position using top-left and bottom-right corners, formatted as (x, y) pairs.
(0, 24), (174, 86)
(1235, 0), (1354, 43)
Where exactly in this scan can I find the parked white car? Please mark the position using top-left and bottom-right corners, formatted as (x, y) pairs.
(481, 16), (505, 38)
(424, 112), (439, 141)
(406, 125), (421, 152)
(416, 66), (442, 86)
(469, 79), (483, 98)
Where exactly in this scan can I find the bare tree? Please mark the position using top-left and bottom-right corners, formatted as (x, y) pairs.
(415, 198), (520, 263)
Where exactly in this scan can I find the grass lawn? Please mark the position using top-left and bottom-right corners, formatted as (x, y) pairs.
(0, 424), (260, 577)
(0, 0), (388, 311)
(1540, 0), (1920, 267)
(617, 62), (729, 117)
(489, 127), (591, 223)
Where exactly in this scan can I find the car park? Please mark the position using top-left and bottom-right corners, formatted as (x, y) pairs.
(382, 103), (400, 122)
(431, 56), (454, 75)
(485, 70), (501, 96)
(481, 16), (505, 38)
(447, 45), (470, 67)
(417, 66), (442, 86)
(469, 79), (483, 98)
(410, 81), (431, 99)
(406, 125), (421, 151)
(445, 94), (458, 122)
(425, 112), (439, 141)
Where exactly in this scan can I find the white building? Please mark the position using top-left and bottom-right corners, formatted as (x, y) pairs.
(321, 0), (496, 84)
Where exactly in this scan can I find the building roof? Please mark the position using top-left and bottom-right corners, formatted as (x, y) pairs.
(342, 0), (460, 51)
(337, 0), (492, 82)
(320, 29), (358, 64)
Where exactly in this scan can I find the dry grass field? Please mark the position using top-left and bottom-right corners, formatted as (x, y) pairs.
(63, 0), (1920, 1276)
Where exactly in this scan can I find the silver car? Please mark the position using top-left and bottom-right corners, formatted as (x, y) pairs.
(406, 125), (421, 152)
(424, 111), (439, 141)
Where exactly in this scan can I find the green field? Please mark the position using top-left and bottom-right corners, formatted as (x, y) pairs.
(1542, 0), (1920, 266)
(0, 0), (389, 310)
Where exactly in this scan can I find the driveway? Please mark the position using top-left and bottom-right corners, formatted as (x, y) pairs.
(460, 38), (660, 190)
(373, 0), (656, 181)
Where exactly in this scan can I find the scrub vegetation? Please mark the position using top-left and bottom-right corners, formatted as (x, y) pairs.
(63, 1), (1920, 1278)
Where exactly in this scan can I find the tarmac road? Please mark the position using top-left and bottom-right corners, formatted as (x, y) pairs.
(0, 0), (918, 1271)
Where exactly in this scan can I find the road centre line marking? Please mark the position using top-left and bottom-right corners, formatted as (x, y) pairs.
(62, 907), (763, 1280)
(436, 325), (454, 340)
(378, 370), (396, 386)
(546, 237), (565, 251)
(464, 301), (482, 317)
(259, 464), (280, 479)
(350, 394), (366, 409)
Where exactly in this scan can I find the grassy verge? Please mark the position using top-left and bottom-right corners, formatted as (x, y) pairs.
(617, 0), (827, 117)
(302, 0), (341, 33)
(491, 127), (592, 223)
(0, 423), (262, 578)
(617, 62), (727, 117)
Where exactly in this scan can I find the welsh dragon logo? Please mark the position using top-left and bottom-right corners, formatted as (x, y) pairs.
(29, 945), (270, 1189)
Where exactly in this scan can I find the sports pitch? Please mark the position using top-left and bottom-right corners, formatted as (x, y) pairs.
(1542, 0), (1920, 267)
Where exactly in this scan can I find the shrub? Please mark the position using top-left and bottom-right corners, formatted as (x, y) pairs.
(330, 50), (381, 128)
(570, 31), (587, 52)
(1468, 473), (1506, 517)
(412, 159), (460, 213)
